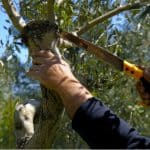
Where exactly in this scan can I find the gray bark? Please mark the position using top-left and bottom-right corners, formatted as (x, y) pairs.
(19, 20), (64, 149)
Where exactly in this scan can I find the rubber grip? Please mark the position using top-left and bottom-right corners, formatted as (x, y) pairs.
(123, 60), (144, 79)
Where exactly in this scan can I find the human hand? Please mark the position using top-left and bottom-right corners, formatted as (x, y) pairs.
(27, 50), (92, 118)
(27, 50), (77, 91)
(136, 67), (150, 106)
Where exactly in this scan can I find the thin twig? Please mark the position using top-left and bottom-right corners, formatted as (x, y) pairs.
(2, 0), (26, 31)
(77, 2), (148, 35)
(47, 0), (55, 22)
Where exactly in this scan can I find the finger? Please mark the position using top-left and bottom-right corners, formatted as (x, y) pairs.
(29, 65), (42, 71)
(32, 57), (47, 65)
(136, 65), (145, 70)
(144, 67), (150, 82)
(26, 69), (41, 80)
(136, 80), (150, 101)
(136, 81), (144, 92)
(32, 50), (55, 58)
(33, 57), (61, 67)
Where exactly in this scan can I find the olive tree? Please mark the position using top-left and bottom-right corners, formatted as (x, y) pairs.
(1, 0), (149, 148)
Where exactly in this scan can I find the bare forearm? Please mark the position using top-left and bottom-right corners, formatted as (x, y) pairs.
(28, 51), (93, 118)
(56, 78), (93, 119)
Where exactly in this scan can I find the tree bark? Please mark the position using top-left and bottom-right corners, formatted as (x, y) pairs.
(21, 20), (64, 149)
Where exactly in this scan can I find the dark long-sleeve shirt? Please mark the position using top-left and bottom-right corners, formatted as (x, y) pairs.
(72, 97), (150, 149)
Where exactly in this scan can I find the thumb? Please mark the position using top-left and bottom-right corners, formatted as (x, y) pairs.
(143, 67), (150, 82)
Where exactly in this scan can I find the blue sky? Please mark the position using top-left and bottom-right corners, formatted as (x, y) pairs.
(0, 10), (28, 64)
(0, 12), (10, 55)
(0, 0), (128, 65)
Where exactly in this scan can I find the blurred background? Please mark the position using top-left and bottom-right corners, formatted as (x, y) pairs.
(0, 0), (149, 148)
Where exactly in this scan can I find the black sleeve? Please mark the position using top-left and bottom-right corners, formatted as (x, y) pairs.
(72, 97), (150, 149)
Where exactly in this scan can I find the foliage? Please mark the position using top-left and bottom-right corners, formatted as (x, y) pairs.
(0, 0), (149, 148)
(0, 98), (17, 149)
(0, 58), (17, 148)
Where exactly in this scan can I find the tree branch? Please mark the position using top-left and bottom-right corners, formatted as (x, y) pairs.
(47, 0), (55, 22)
(77, 2), (149, 35)
(1, 0), (26, 31)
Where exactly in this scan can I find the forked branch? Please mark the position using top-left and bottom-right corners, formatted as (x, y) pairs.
(1, 0), (26, 31)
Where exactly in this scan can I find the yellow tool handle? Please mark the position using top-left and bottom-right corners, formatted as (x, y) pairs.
(123, 60), (144, 79)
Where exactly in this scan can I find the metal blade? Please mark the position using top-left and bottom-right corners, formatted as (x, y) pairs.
(60, 32), (123, 71)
